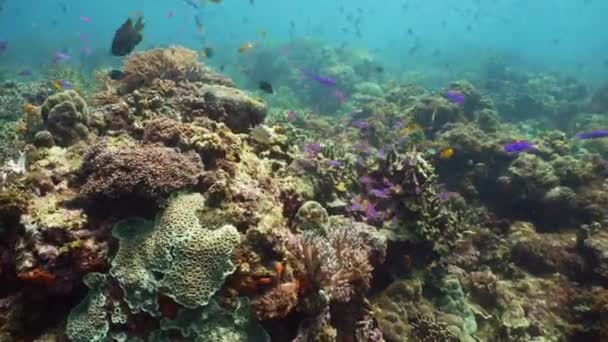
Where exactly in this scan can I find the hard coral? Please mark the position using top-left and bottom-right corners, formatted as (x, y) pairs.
(79, 141), (203, 203)
(110, 193), (240, 311)
(40, 90), (89, 146)
(121, 46), (204, 88)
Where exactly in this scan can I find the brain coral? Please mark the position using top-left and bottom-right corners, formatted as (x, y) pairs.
(40, 90), (89, 146)
(80, 141), (203, 202)
(111, 193), (241, 312)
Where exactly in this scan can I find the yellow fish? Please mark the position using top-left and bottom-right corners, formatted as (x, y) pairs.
(335, 182), (347, 192)
(51, 80), (63, 91)
(439, 147), (454, 159)
(238, 41), (255, 54)
(401, 122), (423, 135)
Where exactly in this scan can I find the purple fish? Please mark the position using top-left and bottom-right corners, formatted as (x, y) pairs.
(575, 129), (608, 140)
(359, 175), (375, 185)
(503, 140), (535, 153)
(0, 41), (7, 54)
(52, 51), (71, 63)
(444, 90), (465, 104)
(352, 119), (370, 129)
(370, 188), (391, 199)
(79, 33), (89, 42)
(326, 159), (341, 167)
(304, 142), (322, 158)
(377, 149), (386, 160)
(300, 69), (337, 87)
(365, 203), (378, 222)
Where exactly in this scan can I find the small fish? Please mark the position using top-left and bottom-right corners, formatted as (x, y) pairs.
(300, 69), (337, 87)
(79, 33), (89, 42)
(194, 15), (203, 33)
(183, 0), (200, 9)
(0, 41), (8, 54)
(17, 69), (33, 76)
(304, 142), (322, 158)
(286, 110), (297, 121)
(336, 182), (347, 192)
(209, 0), (223, 3)
(238, 41), (255, 54)
(370, 188), (391, 199)
(503, 140), (535, 153)
(51, 80), (72, 91)
(326, 160), (341, 168)
(79, 15), (91, 23)
(575, 129), (608, 140)
(259, 81), (273, 94)
(52, 51), (71, 63)
(359, 175), (375, 185)
(401, 122), (423, 135)
(167, 11), (174, 19)
(375, 66), (384, 73)
(444, 90), (465, 104)
(200, 46), (214, 58)
(332, 89), (347, 103)
(58, 2), (67, 13)
(352, 120), (370, 130)
(439, 147), (454, 159)
(109, 69), (125, 80)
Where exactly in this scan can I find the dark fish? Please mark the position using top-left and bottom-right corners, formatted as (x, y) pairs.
(219, 65), (225, 72)
(375, 66), (384, 73)
(17, 69), (33, 76)
(58, 2), (67, 13)
(203, 47), (214, 58)
(0, 41), (7, 54)
(259, 81), (273, 94)
(111, 16), (144, 56)
(183, 0), (199, 9)
(109, 69), (126, 80)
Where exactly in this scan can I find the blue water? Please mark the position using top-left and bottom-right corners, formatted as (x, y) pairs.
(0, 0), (607, 86)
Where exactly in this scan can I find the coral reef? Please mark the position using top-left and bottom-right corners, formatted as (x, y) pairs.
(40, 90), (89, 146)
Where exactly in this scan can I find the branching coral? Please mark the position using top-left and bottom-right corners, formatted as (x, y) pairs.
(79, 140), (203, 202)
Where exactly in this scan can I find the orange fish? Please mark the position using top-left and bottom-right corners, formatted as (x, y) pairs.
(238, 41), (255, 54)
(18, 268), (56, 286)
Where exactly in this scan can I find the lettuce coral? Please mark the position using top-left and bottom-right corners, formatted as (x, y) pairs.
(110, 193), (240, 311)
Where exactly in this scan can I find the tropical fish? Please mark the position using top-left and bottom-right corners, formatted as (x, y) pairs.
(401, 122), (423, 135)
(444, 90), (465, 104)
(111, 16), (144, 56)
(109, 69), (126, 80)
(200, 46), (214, 58)
(238, 41), (255, 54)
(0, 41), (7, 54)
(167, 11), (174, 19)
(300, 69), (337, 87)
(17, 69), (33, 76)
(182, 0), (200, 9)
(503, 140), (534, 153)
(52, 51), (71, 63)
(335, 182), (347, 192)
(439, 147), (454, 159)
(259, 81), (273, 94)
(79, 15), (91, 23)
(575, 129), (608, 140)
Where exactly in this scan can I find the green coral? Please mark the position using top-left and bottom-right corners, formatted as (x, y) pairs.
(437, 276), (477, 335)
(66, 273), (110, 342)
(111, 193), (240, 312)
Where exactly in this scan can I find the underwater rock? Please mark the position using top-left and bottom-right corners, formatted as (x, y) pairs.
(509, 221), (584, 278)
(40, 90), (89, 146)
(580, 223), (608, 282)
(79, 140), (203, 203)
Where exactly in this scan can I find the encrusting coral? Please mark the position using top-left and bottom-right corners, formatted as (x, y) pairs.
(79, 140), (203, 203)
